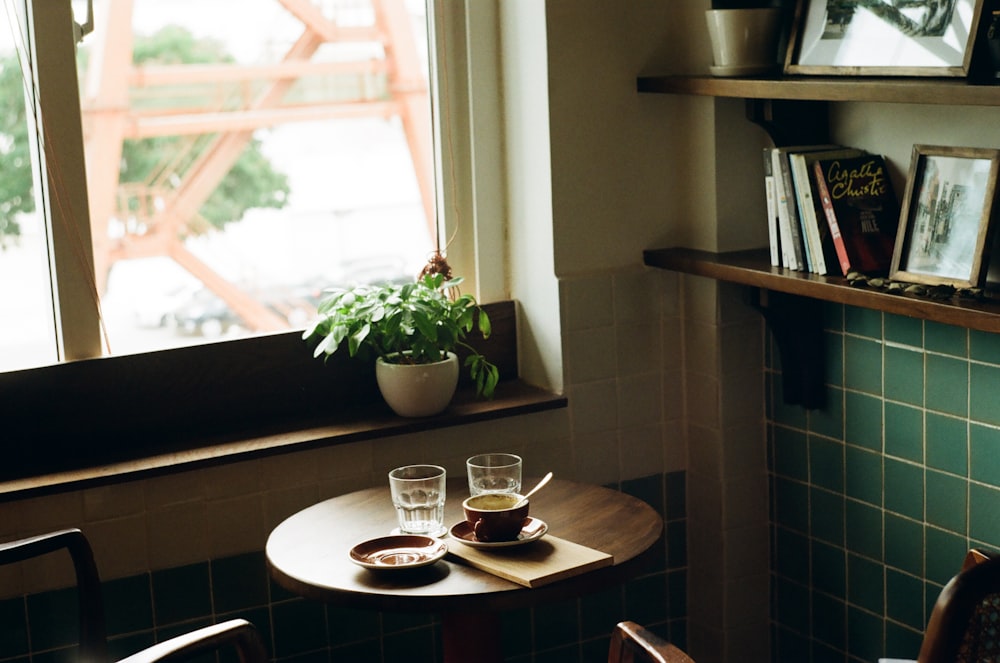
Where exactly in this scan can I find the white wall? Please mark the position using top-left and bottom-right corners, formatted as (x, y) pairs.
(499, 0), (561, 392)
(542, 0), (724, 272)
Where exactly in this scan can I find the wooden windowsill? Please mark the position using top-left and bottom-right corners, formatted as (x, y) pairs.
(0, 300), (568, 499)
(0, 380), (565, 499)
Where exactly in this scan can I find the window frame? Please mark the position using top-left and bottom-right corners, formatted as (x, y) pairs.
(27, 0), (505, 362)
(428, 0), (507, 302)
(20, 0), (102, 361)
(0, 0), (559, 497)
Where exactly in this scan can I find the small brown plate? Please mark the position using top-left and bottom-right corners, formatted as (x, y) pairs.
(349, 535), (448, 570)
(449, 517), (548, 548)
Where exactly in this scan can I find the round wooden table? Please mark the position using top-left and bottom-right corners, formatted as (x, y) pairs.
(266, 477), (663, 663)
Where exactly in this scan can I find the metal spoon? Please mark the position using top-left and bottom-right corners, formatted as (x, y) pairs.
(514, 471), (553, 508)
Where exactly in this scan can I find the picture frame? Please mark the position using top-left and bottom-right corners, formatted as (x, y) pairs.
(784, 0), (984, 76)
(890, 145), (1000, 289)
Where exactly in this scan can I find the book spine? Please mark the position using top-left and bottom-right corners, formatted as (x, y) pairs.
(763, 148), (780, 267)
(776, 150), (805, 271)
(771, 149), (797, 270)
(789, 153), (821, 273)
(813, 160), (851, 276)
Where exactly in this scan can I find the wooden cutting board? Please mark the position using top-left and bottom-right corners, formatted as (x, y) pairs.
(446, 535), (613, 588)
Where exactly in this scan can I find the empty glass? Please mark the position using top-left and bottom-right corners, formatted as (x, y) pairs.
(466, 453), (522, 496)
(388, 465), (447, 536)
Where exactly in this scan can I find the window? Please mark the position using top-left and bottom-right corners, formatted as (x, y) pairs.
(2, 0), (102, 368)
(0, 0), (57, 368)
(1, 0), (501, 372)
(0, 1), (559, 491)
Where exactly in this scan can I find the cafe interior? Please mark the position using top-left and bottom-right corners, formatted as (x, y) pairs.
(5, 1), (1000, 662)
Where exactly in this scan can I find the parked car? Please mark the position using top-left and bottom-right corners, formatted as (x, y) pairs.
(166, 256), (416, 337)
(133, 283), (201, 329)
(169, 288), (244, 338)
(332, 256), (414, 289)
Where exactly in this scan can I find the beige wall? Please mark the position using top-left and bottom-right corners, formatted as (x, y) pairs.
(545, 1), (700, 275)
(538, 7), (771, 660)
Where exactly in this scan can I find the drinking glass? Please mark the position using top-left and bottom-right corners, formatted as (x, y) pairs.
(466, 453), (522, 496)
(388, 465), (447, 536)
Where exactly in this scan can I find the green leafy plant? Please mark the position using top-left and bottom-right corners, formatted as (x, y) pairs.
(303, 273), (499, 399)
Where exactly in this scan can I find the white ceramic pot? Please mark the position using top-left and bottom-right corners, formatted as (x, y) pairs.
(375, 352), (459, 417)
(705, 8), (782, 77)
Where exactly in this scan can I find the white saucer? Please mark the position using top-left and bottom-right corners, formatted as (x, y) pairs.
(349, 534), (448, 570)
(709, 63), (777, 77)
(449, 517), (548, 548)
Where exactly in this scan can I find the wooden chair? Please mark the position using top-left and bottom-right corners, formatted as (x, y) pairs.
(0, 528), (268, 663)
(959, 548), (992, 572)
(916, 548), (1000, 663)
(115, 620), (268, 663)
(608, 621), (695, 663)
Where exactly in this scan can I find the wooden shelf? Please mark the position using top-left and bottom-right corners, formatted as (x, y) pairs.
(638, 76), (1000, 407)
(643, 247), (1000, 334)
(636, 74), (1000, 106)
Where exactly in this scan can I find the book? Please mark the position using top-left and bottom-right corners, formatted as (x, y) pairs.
(771, 147), (799, 270)
(763, 148), (780, 267)
(772, 145), (838, 271)
(788, 147), (866, 274)
(812, 154), (900, 276)
(445, 534), (613, 588)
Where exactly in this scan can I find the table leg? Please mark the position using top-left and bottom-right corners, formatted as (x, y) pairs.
(441, 611), (503, 663)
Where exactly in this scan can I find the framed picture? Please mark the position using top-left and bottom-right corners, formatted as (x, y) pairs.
(784, 0), (984, 76)
(890, 145), (1000, 289)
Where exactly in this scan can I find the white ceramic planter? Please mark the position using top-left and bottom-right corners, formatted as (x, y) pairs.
(375, 352), (459, 417)
(705, 8), (782, 77)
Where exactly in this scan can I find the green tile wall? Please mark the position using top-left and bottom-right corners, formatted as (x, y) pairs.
(0, 473), (685, 663)
(769, 305), (1000, 663)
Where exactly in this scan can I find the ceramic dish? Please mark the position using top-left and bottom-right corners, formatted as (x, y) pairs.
(449, 517), (548, 548)
(349, 535), (448, 570)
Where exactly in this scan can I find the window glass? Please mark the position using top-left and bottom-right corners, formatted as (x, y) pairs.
(0, 0), (59, 370)
(81, 0), (435, 353)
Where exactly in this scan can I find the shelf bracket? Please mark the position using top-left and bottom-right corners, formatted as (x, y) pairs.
(752, 288), (826, 410)
(744, 99), (830, 147)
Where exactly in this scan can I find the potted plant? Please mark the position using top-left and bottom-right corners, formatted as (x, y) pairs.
(303, 273), (499, 417)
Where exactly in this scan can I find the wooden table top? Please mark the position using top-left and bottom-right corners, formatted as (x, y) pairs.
(265, 477), (664, 613)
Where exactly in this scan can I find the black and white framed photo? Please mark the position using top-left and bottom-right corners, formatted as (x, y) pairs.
(785, 0), (984, 76)
(890, 145), (1000, 289)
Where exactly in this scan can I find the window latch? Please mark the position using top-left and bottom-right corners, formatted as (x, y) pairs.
(73, 0), (94, 43)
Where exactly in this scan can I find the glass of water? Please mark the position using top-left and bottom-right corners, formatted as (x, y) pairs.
(466, 453), (522, 496)
(388, 465), (447, 536)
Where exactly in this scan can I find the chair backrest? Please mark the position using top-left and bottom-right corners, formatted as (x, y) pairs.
(116, 619), (268, 663)
(0, 529), (269, 663)
(0, 528), (108, 663)
(961, 548), (992, 572)
(918, 549), (1000, 663)
(608, 621), (695, 663)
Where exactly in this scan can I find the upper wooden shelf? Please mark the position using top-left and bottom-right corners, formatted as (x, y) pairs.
(636, 74), (1000, 106)
(644, 247), (1000, 334)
